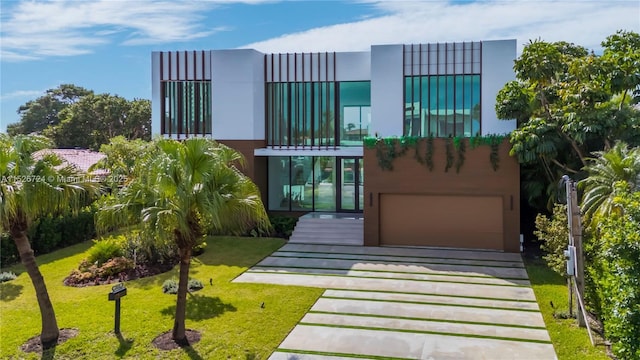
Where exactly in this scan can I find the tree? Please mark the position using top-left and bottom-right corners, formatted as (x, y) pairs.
(580, 142), (640, 225)
(496, 30), (640, 209)
(96, 138), (270, 343)
(44, 94), (151, 150)
(88, 136), (152, 189)
(0, 134), (100, 348)
(7, 84), (92, 136)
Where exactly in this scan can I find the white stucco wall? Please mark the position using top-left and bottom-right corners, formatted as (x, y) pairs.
(151, 52), (161, 136)
(211, 49), (265, 140)
(370, 45), (404, 137)
(335, 51), (370, 81)
(481, 40), (517, 135)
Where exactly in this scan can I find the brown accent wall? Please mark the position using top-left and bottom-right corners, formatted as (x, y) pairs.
(217, 140), (268, 200)
(363, 138), (520, 252)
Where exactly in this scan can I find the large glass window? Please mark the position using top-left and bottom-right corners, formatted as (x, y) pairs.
(404, 75), (480, 137)
(267, 82), (335, 147)
(268, 156), (353, 212)
(161, 81), (212, 135)
(338, 82), (371, 146)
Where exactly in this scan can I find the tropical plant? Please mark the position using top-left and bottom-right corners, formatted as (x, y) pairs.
(496, 30), (640, 210)
(0, 134), (100, 348)
(579, 142), (640, 226)
(96, 138), (270, 344)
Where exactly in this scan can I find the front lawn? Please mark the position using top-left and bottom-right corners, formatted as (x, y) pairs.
(524, 257), (609, 360)
(0, 236), (323, 359)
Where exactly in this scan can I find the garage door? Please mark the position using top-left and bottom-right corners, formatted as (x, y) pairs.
(380, 194), (504, 250)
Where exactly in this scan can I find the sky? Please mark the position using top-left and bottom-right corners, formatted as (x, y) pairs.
(1, 0), (639, 133)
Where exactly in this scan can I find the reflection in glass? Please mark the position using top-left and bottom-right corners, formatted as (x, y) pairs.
(313, 157), (336, 211)
(339, 82), (371, 146)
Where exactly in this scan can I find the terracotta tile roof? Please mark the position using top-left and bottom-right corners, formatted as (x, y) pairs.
(33, 149), (108, 175)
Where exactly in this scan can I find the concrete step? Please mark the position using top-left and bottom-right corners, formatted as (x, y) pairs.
(309, 297), (546, 328)
(235, 272), (537, 301)
(256, 256), (530, 280)
(277, 325), (557, 360)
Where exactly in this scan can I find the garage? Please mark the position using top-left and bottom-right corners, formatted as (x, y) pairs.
(379, 194), (504, 250)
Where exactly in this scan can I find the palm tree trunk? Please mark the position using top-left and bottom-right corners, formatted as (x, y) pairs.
(10, 227), (59, 349)
(172, 246), (191, 344)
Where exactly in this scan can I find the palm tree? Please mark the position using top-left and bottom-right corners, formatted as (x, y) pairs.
(0, 134), (100, 348)
(580, 141), (640, 225)
(96, 138), (270, 344)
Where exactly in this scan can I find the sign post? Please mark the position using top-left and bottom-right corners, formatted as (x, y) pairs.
(108, 283), (127, 334)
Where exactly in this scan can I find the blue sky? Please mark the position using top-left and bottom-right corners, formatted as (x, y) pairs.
(1, 0), (639, 133)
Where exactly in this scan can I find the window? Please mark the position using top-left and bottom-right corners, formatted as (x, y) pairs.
(267, 82), (335, 147)
(339, 82), (371, 146)
(161, 81), (212, 135)
(404, 75), (480, 137)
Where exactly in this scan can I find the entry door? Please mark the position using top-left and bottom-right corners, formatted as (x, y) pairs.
(338, 157), (363, 212)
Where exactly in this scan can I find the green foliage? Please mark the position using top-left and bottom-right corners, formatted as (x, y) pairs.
(89, 136), (153, 188)
(590, 189), (640, 359)
(0, 271), (17, 283)
(86, 236), (125, 267)
(496, 31), (640, 210)
(579, 142), (640, 227)
(534, 204), (569, 276)
(364, 135), (504, 172)
(192, 241), (207, 256)
(444, 137), (454, 172)
(162, 278), (204, 294)
(162, 278), (179, 294)
(1, 206), (97, 267)
(6, 84), (92, 136)
(268, 215), (298, 239)
(43, 94), (151, 150)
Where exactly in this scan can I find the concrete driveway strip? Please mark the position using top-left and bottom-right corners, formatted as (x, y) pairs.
(234, 243), (556, 360)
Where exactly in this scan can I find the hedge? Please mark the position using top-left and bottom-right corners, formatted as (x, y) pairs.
(1, 205), (97, 268)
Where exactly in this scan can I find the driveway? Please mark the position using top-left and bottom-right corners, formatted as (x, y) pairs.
(234, 243), (556, 360)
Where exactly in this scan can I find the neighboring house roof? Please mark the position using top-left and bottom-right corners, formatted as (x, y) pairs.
(33, 149), (108, 176)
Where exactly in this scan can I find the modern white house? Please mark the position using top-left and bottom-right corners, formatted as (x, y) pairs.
(151, 40), (521, 251)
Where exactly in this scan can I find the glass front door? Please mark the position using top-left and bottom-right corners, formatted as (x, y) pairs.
(338, 157), (363, 212)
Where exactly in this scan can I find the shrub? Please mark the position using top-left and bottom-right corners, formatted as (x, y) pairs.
(269, 215), (298, 239)
(188, 279), (204, 291)
(0, 233), (18, 267)
(0, 271), (17, 283)
(534, 204), (569, 276)
(162, 278), (204, 294)
(97, 257), (134, 277)
(192, 241), (207, 256)
(162, 279), (179, 294)
(1, 204), (97, 267)
(87, 236), (125, 266)
(591, 190), (640, 360)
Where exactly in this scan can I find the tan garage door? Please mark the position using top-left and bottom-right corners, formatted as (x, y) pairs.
(380, 194), (504, 250)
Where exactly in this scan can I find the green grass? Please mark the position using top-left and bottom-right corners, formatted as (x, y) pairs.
(0, 236), (323, 359)
(524, 257), (609, 360)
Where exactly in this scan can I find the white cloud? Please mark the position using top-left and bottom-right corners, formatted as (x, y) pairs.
(0, 0), (262, 61)
(0, 89), (45, 101)
(242, 1), (640, 54)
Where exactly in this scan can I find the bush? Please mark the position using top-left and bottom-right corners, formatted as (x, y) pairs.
(269, 215), (298, 239)
(0, 271), (17, 283)
(534, 204), (569, 276)
(591, 190), (640, 360)
(1, 204), (97, 267)
(192, 241), (207, 256)
(162, 279), (179, 294)
(87, 236), (125, 266)
(162, 278), (204, 294)
(188, 279), (204, 291)
(0, 233), (18, 267)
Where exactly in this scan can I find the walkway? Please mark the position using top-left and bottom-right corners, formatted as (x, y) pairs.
(234, 243), (556, 360)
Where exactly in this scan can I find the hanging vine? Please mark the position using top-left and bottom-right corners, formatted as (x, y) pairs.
(425, 135), (434, 171)
(454, 137), (466, 173)
(364, 134), (505, 172)
(444, 137), (454, 172)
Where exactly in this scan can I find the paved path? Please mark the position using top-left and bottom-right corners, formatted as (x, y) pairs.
(234, 243), (556, 360)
